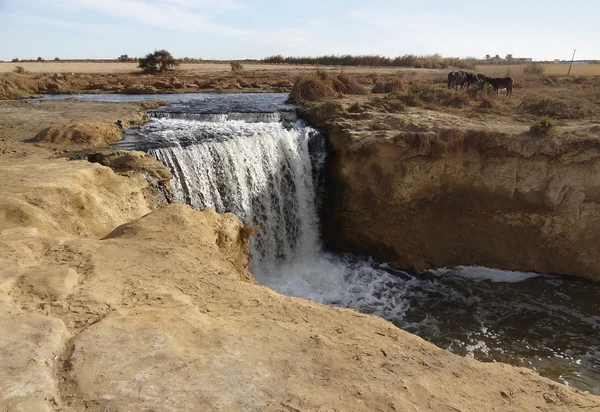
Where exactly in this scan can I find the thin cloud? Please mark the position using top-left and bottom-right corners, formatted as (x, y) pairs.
(0, 11), (134, 34)
(63, 0), (249, 35)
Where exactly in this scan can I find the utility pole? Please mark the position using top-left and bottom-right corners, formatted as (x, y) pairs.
(567, 49), (577, 76)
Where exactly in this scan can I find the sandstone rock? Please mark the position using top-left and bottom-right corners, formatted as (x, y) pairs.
(87, 150), (172, 182)
(139, 100), (169, 110)
(153, 80), (175, 90)
(0, 312), (67, 412)
(19, 267), (79, 301)
(321, 107), (600, 280)
(33, 122), (123, 146)
(124, 84), (158, 94)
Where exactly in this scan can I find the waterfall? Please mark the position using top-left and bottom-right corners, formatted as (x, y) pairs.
(148, 118), (325, 275)
(148, 111), (297, 123)
(139, 108), (599, 395)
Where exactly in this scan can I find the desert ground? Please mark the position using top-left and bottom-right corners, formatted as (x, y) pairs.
(1, 62), (600, 411)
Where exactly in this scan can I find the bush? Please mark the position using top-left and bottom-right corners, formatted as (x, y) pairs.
(138, 50), (179, 74)
(54, 57), (60, 61)
(118, 54), (130, 62)
(523, 63), (545, 75)
(12, 58), (19, 63)
(230, 61), (244, 72)
(13, 66), (27, 74)
(530, 116), (558, 136)
(36, 57), (44, 62)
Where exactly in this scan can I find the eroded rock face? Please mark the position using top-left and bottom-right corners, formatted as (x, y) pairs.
(322, 121), (600, 280)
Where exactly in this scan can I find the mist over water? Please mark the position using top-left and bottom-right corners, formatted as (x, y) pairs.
(107, 93), (600, 394)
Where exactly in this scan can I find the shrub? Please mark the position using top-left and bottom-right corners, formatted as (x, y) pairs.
(530, 116), (558, 136)
(118, 54), (130, 62)
(36, 57), (44, 62)
(54, 57), (60, 61)
(523, 63), (545, 75)
(12, 58), (19, 63)
(138, 50), (179, 74)
(230, 61), (244, 72)
(13, 66), (27, 74)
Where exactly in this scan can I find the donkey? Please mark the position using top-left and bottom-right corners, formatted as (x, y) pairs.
(487, 77), (514, 97)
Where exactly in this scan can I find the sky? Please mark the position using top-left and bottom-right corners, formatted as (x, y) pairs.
(0, 0), (597, 61)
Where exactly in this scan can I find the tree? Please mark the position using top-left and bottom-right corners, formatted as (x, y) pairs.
(485, 54), (491, 60)
(118, 54), (130, 62)
(54, 57), (60, 61)
(505, 54), (514, 62)
(37, 56), (44, 62)
(138, 50), (179, 73)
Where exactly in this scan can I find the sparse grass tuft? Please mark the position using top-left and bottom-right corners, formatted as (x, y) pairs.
(523, 63), (546, 75)
(230, 61), (244, 72)
(530, 116), (558, 136)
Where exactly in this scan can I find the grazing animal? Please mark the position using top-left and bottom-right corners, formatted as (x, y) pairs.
(464, 72), (479, 88)
(448, 70), (479, 90)
(476, 73), (489, 82)
(453, 71), (467, 90)
(487, 77), (514, 97)
(447, 71), (456, 89)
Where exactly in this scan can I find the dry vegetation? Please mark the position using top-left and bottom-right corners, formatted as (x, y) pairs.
(287, 70), (369, 103)
(476, 63), (600, 77)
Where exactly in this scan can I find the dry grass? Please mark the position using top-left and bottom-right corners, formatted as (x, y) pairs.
(476, 64), (600, 77)
(372, 78), (407, 94)
(288, 72), (370, 103)
(400, 128), (510, 157)
(519, 97), (590, 119)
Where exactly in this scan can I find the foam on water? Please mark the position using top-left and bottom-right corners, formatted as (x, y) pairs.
(431, 266), (542, 283)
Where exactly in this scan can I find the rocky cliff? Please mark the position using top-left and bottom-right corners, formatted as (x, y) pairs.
(321, 106), (600, 280)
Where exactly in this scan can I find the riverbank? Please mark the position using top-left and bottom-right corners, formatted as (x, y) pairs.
(2, 98), (599, 409)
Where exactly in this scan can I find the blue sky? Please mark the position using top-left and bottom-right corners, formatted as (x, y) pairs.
(0, 0), (597, 61)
